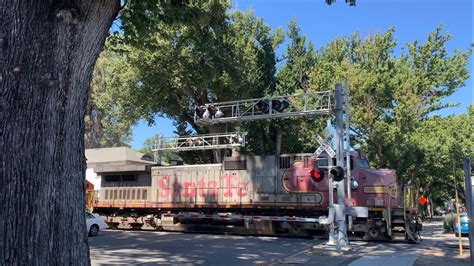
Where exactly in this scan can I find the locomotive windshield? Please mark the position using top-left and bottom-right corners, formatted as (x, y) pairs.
(316, 156), (354, 170)
(356, 159), (370, 169)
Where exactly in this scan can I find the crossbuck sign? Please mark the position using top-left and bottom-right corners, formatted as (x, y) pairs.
(314, 134), (336, 158)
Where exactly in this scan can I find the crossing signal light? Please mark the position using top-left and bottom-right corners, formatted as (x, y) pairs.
(310, 168), (324, 182)
(271, 99), (289, 112)
(256, 100), (269, 113)
(330, 166), (345, 182)
(195, 106), (205, 118)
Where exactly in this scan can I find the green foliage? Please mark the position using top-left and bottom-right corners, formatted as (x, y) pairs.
(85, 50), (140, 148)
(412, 106), (474, 205)
(111, 2), (283, 161)
(305, 26), (472, 208)
(138, 133), (183, 164)
(92, 3), (471, 211)
(238, 20), (325, 155)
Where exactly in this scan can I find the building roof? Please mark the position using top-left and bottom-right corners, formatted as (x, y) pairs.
(85, 147), (154, 165)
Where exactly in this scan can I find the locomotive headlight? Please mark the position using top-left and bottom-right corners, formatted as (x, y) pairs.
(195, 106), (205, 119)
(256, 100), (269, 113)
(215, 108), (224, 118)
(203, 109), (210, 119)
(350, 178), (359, 190)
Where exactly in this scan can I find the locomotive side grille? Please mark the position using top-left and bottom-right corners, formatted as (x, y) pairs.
(99, 188), (150, 202)
(303, 157), (309, 168)
(279, 154), (313, 169)
(279, 157), (291, 169)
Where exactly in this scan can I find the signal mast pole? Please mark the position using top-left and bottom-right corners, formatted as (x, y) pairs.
(344, 80), (353, 230)
(326, 119), (337, 244)
(335, 83), (349, 248)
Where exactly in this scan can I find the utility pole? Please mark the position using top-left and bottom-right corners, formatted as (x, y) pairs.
(454, 160), (463, 255)
(334, 83), (348, 248)
(462, 157), (473, 263)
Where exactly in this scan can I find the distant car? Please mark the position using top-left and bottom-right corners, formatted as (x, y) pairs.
(453, 212), (469, 237)
(86, 211), (108, 236)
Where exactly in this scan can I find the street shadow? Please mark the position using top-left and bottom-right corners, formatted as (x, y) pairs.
(89, 230), (315, 265)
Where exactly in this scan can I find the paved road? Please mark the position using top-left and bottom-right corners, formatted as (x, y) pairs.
(89, 220), (471, 265)
(89, 231), (318, 265)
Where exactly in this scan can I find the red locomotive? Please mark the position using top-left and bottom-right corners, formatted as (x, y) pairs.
(94, 150), (422, 241)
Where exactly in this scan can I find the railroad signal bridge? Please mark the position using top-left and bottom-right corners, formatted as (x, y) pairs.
(151, 132), (247, 152)
(194, 91), (333, 125)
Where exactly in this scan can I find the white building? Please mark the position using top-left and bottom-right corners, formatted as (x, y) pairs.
(85, 147), (155, 199)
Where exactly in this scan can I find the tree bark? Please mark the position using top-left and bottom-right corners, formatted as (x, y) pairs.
(1, 1), (120, 265)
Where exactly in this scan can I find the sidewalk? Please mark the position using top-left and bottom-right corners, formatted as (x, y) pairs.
(273, 220), (470, 265)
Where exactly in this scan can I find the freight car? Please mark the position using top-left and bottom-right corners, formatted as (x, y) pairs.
(94, 151), (422, 241)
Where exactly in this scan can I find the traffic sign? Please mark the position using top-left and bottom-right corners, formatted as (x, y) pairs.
(314, 134), (336, 157)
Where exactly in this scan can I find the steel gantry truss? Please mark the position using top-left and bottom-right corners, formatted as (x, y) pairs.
(194, 91), (333, 125)
(151, 132), (247, 152)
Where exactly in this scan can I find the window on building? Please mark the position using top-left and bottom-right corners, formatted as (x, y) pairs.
(122, 174), (136, 182)
(104, 174), (137, 183)
(105, 175), (121, 182)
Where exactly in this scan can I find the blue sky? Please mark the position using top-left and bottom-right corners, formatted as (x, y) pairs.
(129, 0), (473, 150)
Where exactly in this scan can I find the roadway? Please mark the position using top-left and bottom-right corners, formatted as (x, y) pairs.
(89, 220), (471, 265)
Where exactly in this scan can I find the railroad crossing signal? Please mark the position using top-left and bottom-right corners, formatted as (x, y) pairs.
(314, 134), (336, 158)
(330, 166), (345, 182)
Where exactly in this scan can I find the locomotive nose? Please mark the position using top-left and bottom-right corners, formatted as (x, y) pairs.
(281, 159), (328, 193)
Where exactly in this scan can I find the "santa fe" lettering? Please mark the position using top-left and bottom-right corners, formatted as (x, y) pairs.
(157, 174), (247, 200)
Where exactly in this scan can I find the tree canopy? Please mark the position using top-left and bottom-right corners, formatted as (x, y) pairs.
(90, 1), (472, 209)
(85, 49), (140, 148)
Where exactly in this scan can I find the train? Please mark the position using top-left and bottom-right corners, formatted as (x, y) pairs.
(93, 150), (422, 241)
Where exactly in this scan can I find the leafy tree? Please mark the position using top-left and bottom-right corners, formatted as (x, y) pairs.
(308, 26), (472, 203)
(413, 106), (474, 209)
(114, 2), (283, 162)
(243, 20), (324, 155)
(85, 50), (140, 148)
(137, 133), (182, 164)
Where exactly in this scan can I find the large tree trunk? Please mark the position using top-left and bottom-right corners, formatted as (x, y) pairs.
(0, 1), (119, 265)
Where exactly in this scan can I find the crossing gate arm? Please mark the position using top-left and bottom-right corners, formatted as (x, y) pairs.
(318, 205), (368, 225)
(167, 212), (323, 223)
